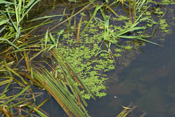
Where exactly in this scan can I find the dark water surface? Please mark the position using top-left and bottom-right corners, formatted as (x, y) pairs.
(36, 3), (175, 117)
(87, 19), (175, 117)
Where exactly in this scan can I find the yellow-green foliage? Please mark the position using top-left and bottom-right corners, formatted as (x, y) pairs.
(57, 29), (115, 99)
(51, 0), (170, 99)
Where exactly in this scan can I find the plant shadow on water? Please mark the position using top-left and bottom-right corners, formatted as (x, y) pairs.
(41, 96), (67, 117)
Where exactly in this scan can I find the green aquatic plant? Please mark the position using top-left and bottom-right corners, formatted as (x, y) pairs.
(56, 42), (113, 98)
(0, 38), (20, 51)
(1, 0), (40, 37)
(43, 0), (169, 100)
(44, 29), (64, 50)
(117, 104), (138, 117)
(0, 0), (40, 54)
(151, 0), (175, 4)
(34, 63), (91, 116)
(159, 19), (169, 33)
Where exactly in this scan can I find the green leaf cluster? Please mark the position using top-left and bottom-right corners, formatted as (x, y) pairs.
(52, 0), (171, 99)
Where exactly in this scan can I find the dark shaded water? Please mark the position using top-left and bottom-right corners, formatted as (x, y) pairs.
(44, 27), (175, 117)
(87, 20), (175, 117)
(33, 2), (175, 117)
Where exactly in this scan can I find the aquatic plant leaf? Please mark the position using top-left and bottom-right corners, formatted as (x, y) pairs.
(117, 104), (137, 117)
(51, 48), (95, 100)
(57, 29), (64, 45)
(105, 5), (120, 17)
(45, 29), (49, 48)
(0, 76), (13, 86)
(0, 105), (12, 117)
(80, 4), (103, 35)
(34, 68), (89, 116)
(29, 15), (63, 22)
(5, 66), (28, 85)
(0, 85), (30, 106)
(0, 38), (20, 51)
(0, 19), (9, 26)
(23, 51), (30, 72)
(77, 15), (83, 43)
(51, 49), (88, 104)
(18, 0), (40, 23)
(49, 0), (95, 32)
(0, 0), (14, 4)
(28, 105), (48, 117)
(8, 99), (30, 108)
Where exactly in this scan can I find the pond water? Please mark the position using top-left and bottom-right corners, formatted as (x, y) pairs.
(87, 17), (175, 117)
(31, 2), (175, 117)
(42, 25), (175, 117)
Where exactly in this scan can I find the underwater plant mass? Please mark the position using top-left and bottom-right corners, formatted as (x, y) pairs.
(0, 0), (174, 116)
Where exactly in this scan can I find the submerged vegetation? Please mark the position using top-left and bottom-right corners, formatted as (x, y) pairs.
(0, 0), (174, 116)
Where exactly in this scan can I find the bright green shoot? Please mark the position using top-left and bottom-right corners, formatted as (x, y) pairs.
(44, 29), (64, 51)
(5, 0), (40, 37)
